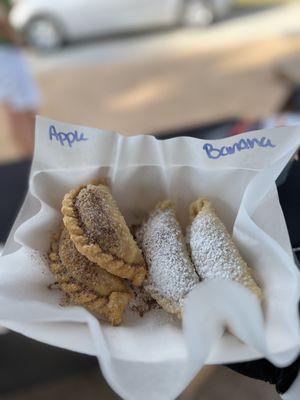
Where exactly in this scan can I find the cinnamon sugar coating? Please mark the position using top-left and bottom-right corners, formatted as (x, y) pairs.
(62, 183), (147, 286)
(48, 228), (132, 325)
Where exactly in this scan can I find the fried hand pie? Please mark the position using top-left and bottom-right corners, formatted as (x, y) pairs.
(188, 198), (262, 299)
(48, 228), (132, 325)
(62, 183), (147, 286)
(136, 200), (200, 317)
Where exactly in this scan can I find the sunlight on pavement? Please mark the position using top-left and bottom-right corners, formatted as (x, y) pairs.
(215, 37), (300, 72)
(107, 78), (174, 111)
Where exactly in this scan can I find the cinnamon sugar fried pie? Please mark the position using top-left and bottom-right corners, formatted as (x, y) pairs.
(62, 183), (147, 287)
(49, 228), (132, 325)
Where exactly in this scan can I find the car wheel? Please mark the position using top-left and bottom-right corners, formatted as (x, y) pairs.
(181, 0), (214, 27)
(25, 16), (64, 51)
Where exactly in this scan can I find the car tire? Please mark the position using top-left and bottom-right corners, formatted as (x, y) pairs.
(25, 16), (65, 51)
(181, 0), (214, 27)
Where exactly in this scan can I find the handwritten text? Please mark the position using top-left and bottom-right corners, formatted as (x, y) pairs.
(203, 136), (276, 159)
(49, 125), (88, 148)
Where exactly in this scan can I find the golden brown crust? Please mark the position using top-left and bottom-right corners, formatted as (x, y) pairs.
(48, 228), (132, 325)
(146, 291), (182, 318)
(189, 198), (212, 220)
(59, 228), (128, 295)
(61, 183), (147, 286)
(154, 200), (174, 213)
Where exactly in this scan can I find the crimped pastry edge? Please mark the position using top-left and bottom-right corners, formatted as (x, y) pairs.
(61, 182), (146, 286)
(48, 227), (132, 325)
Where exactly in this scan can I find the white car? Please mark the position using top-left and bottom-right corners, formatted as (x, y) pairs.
(10, 0), (233, 50)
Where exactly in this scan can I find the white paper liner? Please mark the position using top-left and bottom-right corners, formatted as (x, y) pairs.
(0, 117), (299, 400)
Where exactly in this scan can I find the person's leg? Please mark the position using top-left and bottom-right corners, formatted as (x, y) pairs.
(4, 104), (35, 158)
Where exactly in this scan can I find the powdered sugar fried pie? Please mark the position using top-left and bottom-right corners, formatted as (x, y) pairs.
(136, 200), (200, 317)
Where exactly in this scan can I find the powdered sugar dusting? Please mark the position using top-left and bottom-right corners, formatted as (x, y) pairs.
(136, 205), (199, 307)
(189, 204), (261, 297)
